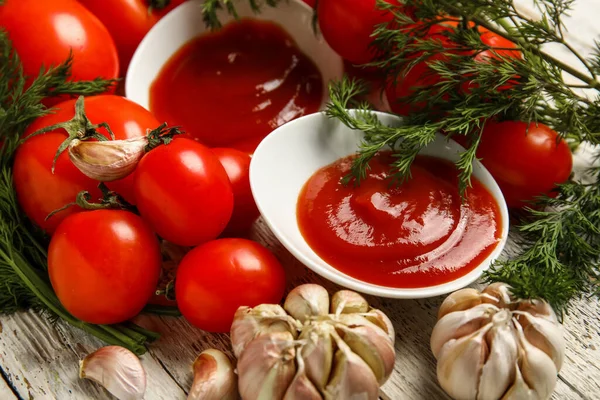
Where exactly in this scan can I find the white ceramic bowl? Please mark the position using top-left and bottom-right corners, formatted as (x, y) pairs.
(250, 111), (510, 299)
(125, 0), (343, 110)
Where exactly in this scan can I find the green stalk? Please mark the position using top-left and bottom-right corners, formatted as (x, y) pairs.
(0, 248), (150, 355)
(142, 304), (182, 317)
(439, 0), (600, 89)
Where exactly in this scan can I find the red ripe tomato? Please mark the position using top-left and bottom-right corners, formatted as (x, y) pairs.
(175, 238), (286, 332)
(77, 0), (186, 74)
(476, 121), (572, 208)
(212, 148), (260, 235)
(318, 0), (397, 65)
(476, 28), (521, 62)
(0, 0), (118, 93)
(48, 210), (161, 324)
(133, 138), (234, 246)
(13, 96), (160, 234)
(385, 25), (455, 115)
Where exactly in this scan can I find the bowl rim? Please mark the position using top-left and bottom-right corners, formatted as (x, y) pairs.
(250, 110), (510, 299)
(125, 0), (343, 109)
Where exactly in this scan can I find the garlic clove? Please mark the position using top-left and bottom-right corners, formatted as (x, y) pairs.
(188, 349), (237, 400)
(283, 347), (323, 400)
(514, 321), (558, 400)
(298, 322), (335, 391)
(284, 284), (330, 323)
(363, 308), (396, 345)
(501, 362), (538, 400)
(230, 304), (298, 358)
(481, 282), (513, 309)
(515, 309), (565, 371)
(436, 325), (491, 400)
(330, 290), (369, 315)
(477, 310), (519, 400)
(79, 346), (146, 400)
(437, 288), (483, 319)
(324, 331), (379, 400)
(335, 320), (395, 385)
(237, 331), (297, 400)
(430, 303), (498, 358)
(69, 137), (147, 182)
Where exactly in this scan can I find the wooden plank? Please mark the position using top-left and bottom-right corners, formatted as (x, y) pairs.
(0, 311), (187, 400)
(0, 370), (17, 400)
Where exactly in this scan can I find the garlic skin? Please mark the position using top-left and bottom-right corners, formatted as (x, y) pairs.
(284, 284), (330, 323)
(431, 283), (565, 400)
(298, 322), (335, 391)
(232, 284), (396, 400)
(69, 137), (147, 182)
(335, 315), (395, 384)
(324, 332), (380, 400)
(188, 349), (237, 400)
(237, 331), (297, 400)
(331, 290), (369, 315)
(283, 349), (323, 400)
(79, 346), (146, 400)
(363, 308), (396, 345)
(230, 304), (298, 358)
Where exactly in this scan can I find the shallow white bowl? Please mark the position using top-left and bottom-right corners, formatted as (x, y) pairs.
(250, 111), (510, 299)
(125, 0), (343, 110)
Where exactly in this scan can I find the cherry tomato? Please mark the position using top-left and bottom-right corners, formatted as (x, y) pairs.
(48, 210), (161, 324)
(77, 0), (186, 74)
(13, 96), (160, 234)
(476, 121), (572, 208)
(212, 148), (259, 235)
(175, 238), (286, 332)
(318, 0), (397, 65)
(0, 0), (118, 93)
(385, 25), (456, 115)
(476, 28), (521, 62)
(133, 138), (234, 246)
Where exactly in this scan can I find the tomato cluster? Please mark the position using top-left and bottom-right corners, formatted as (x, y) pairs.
(2, 0), (572, 334)
(2, 0), (285, 332)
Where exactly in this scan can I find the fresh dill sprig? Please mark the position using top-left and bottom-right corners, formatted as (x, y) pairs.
(201, 0), (283, 30)
(327, 0), (600, 309)
(0, 30), (157, 354)
(485, 167), (600, 316)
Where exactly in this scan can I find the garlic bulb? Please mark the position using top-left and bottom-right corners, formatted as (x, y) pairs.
(69, 137), (147, 181)
(79, 346), (146, 400)
(188, 349), (237, 400)
(431, 283), (565, 400)
(232, 284), (396, 400)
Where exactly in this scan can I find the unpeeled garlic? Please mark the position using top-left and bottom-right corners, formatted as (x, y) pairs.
(237, 331), (297, 400)
(232, 284), (396, 400)
(298, 322), (335, 391)
(330, 290), (369, 315)
(69, 137), (147, 181)
(188, 349), (237, 400)
(323, 331), (379, 400)
(283, 348), (323, 400)
(284, 284), (330, 323)
(334, 314), (395, 384)
(230, 304), (298, 358)
(79, 346), (146, 400)
(431, 283), (565, 400)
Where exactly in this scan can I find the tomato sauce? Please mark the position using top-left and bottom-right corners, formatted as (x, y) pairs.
(297, 153), (502, 288)
(150, 19), (323, 152)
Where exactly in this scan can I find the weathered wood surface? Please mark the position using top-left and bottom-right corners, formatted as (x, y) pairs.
(1, 0), (600, 399)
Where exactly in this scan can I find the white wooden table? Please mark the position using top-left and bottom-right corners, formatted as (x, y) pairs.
(1, 1), (600, 399)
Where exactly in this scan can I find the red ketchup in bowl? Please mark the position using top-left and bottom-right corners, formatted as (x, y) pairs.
(297, 152), (502, 288)
(150, 18), (323, 153)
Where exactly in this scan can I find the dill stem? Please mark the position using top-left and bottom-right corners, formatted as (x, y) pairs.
(440, 1), (600, 90)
